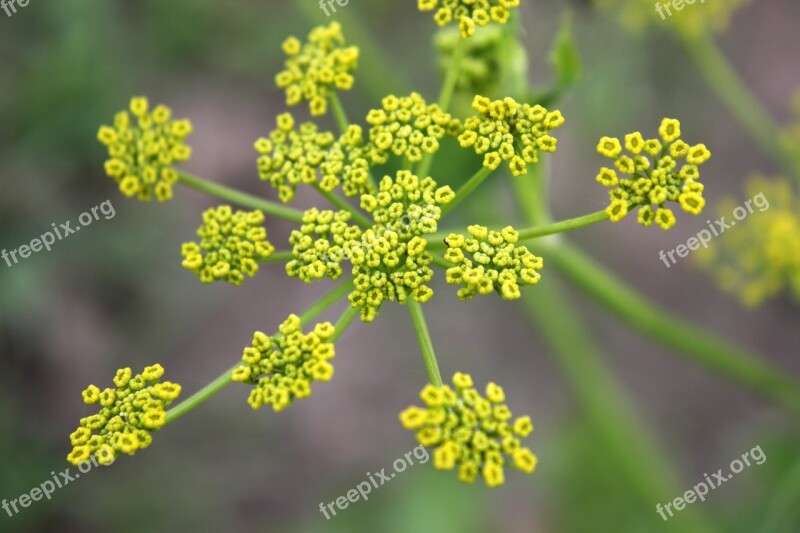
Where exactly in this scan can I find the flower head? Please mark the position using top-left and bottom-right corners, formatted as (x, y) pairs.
(349, 171), (454, 321)
(444, 225), (543, 300)
(286, 208), (362, 284)
(181, 206), (275, 286)
(275, 22), (359, 116)
(419, 0), (521, 38)
(255, 113), (337, 203)
(596, 118), (710, 230)
(459, 96), (564, 177)
(399, 373), (537, 488)
(67, 364), (181, 466)
(695, 176), (800, 306)
(366, 92), (461, 164)
(98, 97), (192, 202)
(319, 125), (379, 198)
(232, 315), (337, 412)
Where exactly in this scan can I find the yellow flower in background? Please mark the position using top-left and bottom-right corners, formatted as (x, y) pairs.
(594, 0), (751, 38)
(399, 373), (537, 488)
(419, 0), (521, 38)
(98, 97), (192, 202)
(275, 22), (359, 116)
(695, 176), (800, 307)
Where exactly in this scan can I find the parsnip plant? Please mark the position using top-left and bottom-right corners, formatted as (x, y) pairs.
(67, 1), (800, 493)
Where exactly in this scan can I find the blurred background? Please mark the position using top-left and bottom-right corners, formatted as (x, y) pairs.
(1, 1), (798, 532)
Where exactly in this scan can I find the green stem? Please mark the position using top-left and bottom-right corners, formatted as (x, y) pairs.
(312, 184), (372, 228)
(546, 241), (800, 417)
(177, 171), (304, 223)
(165, 280), (354, 424)
(759, 454), (800, 533)
(330, 305), (359, 344)
(329, 92), (350, 136)
(440, 166), (494, 217)
(416, 36), (468, 178)
(407, 300), (444, 387)
(516, 209), (609, 240)
(680, 32), (799, 183)
(258, 251), (294, 264)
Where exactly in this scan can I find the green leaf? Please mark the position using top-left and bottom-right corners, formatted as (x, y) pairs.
(550, 11), (582, 90)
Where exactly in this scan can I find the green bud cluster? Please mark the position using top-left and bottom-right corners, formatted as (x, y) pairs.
(458, 95), (564, 176)
(349, 171), (455, 322)
(98, 97), (192, 202)
(399, 372), (537, 488)
(596, 118), (710, 230)
(68, 364), (181, 466)
(181, 206), (275, 286)
(444, 225), (543, 300)
(232, 315), (337, 412)
(275, 22), (359, 116)
(319, 125), (378, 198)
(366, 92), (461, 164)
(286, 208), (362, 283)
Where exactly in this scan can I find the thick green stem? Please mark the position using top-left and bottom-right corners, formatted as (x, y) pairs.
(312, 184), (372, 228)
(177, 171), (304, 223)
(330, 305), (359, 344)
(545, 241), (800, 417)
(165, 280), (354, 424)
(440, 166), (494, 217)
(329, 92), (350, 136)
(680, 32), (799, 183)
(407, 300), (444, 387)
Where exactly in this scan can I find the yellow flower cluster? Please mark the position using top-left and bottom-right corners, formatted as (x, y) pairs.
(319, 125), (378, 198)
(255, 113), (337, 203)
(444, 225), (543, 300)
(366, 92), (461, 164)
(458, 95), (564, 177)
(594, 0), (751, 38)
(275, 22), (359, 116)
(231, 315), (337, 412)
(98, 97), (192, 202)
(419, 0), (521, 38)
(67, 364), (181, 466)
(696, 176), (800, 306)
(181, 206), (275, 286)
(596, 118), (710, 230)
(351, 171), (455, 322)
(400, 373), (537, 488)
(286, 208), (361, 283)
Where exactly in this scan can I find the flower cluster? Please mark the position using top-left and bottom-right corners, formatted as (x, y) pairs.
(97, 97), (192, 202)
(255, 113), (337, 203)
(595, 0), (751, 37)
(350, 171), (455, 321)
(419, 0), (521, 38)
(696, 176), (800, 306)
(232, 315), (336, 412)
(181, 206), (275, 286)
(458, 95), (564, 177)
(319, 125), (378, 198)
(444, 225), (543, 300)
(67, 365), (181, 466)
(286, 208), (361, 283)
(275, 22), (359, 116)
(366, 92), (460, 164)
(595, 118), (710, 230)
(400, 373), (537, 488)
